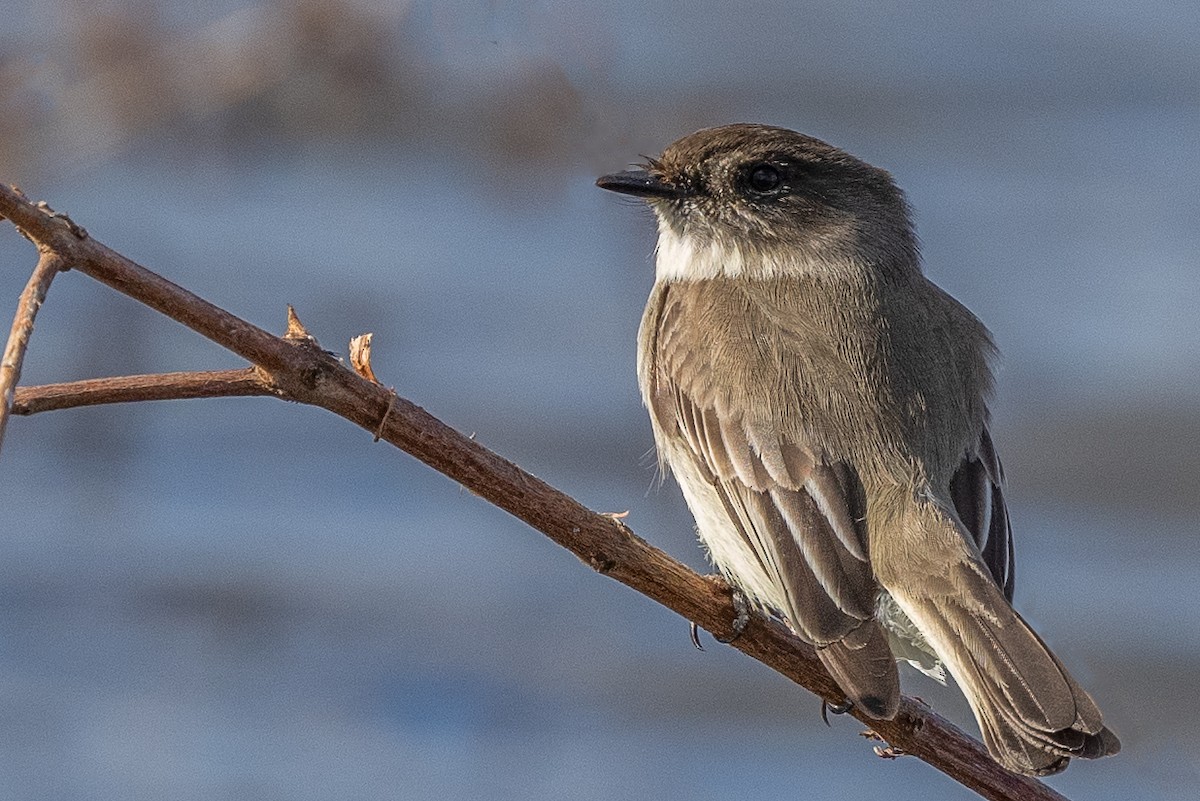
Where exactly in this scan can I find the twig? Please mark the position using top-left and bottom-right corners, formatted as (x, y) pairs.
(0, 250), (66, 450)
(0, 182), (1071, 801)
(11, 369), (274, 415)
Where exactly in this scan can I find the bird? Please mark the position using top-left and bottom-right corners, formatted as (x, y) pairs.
(596, 123), (1120, 776)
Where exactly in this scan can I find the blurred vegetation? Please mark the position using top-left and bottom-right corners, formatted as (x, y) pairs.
(0, 0), (613, 179)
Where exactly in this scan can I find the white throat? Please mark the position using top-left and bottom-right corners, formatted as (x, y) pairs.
(653, 222), (844, 282)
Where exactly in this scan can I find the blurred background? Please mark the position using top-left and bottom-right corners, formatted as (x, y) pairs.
(1, 0), (1197, 798)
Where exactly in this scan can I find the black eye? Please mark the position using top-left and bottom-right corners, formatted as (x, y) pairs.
(746, 163), (783, 195)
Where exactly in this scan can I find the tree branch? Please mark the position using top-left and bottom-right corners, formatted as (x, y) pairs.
(0, 183), (1069, 801)
(0, 250), (66, 448)
(10, 369), (274, 415)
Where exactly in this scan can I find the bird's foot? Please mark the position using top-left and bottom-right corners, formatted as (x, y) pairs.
(689, 585), (752, 648)
(714, 587), (751, 644)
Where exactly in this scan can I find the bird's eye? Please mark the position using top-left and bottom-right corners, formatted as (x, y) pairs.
(746, 163), (783, 195)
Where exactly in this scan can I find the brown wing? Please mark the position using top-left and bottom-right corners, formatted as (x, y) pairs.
(665, 381), (876, 633)
(949, 426), (1015, 601)
(646, 283), (899, 716)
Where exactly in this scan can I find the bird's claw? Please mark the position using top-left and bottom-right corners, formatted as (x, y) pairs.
(689, 586), (751, 648)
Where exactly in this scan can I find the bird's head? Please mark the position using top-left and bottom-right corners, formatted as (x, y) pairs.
(598, 124), (918, 281)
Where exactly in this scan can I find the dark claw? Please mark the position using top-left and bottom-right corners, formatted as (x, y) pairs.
(821, 699), (853, 725)
(714, 588), (751, 644)
(689, 621), (705, 651)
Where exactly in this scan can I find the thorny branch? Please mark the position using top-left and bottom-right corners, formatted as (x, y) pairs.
(0, 183), (1070, 801)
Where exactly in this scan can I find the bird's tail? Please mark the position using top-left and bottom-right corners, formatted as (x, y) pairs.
(881, 505), (1120, 776)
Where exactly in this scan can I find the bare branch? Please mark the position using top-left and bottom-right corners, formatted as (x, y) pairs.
(11, 369), (274, 415)
(0, 185), (299, 375)
(0, 182), (1072, 801)
(0, 250), (66, 449)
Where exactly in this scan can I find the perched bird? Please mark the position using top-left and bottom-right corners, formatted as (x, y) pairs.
(596, 124), (1119, 776)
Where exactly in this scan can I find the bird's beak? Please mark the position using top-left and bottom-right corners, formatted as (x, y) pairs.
(596, 169), (685, 199)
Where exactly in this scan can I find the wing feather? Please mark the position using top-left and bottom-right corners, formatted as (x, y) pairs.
(650, 284), (878, 645)
(950, 426), (1015, 601)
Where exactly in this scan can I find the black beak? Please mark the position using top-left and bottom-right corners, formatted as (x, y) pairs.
(596, 169), (684, 199)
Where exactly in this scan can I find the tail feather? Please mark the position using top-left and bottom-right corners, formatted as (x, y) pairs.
(882, 510), (1119, 776)
(817, 619), (900, 720)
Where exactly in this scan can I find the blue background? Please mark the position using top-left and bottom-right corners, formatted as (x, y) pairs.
(1, 1), (1197, 798)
